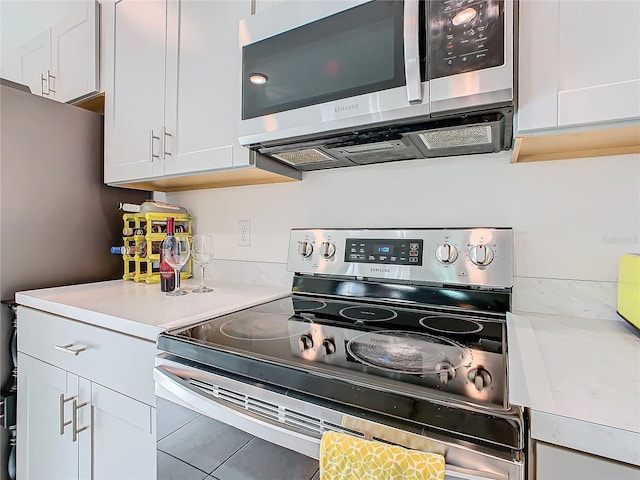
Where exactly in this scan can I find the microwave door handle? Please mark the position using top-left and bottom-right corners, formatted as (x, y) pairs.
(403, 0), (422, 104)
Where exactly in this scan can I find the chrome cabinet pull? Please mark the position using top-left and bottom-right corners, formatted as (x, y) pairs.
(59, 394), (74, 435)
(72, 399), (90, 442)
(403, 0), (422, 103)
(40, 73), (48, 96)
(47, 70), (56, 97)
(162, 126), (172, 158)
(54, 343), (87, 356)
(150, 130), (161, 162)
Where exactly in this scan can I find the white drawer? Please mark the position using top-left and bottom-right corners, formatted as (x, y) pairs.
(17, 307), (157, 406)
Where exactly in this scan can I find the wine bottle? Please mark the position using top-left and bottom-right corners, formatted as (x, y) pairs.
(160, 218), (176, 292)
(110, 243), (147, 258)
(117, 201), (188, 215)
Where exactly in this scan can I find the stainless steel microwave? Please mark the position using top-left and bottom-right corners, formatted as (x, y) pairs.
(238, 0), (516, 171)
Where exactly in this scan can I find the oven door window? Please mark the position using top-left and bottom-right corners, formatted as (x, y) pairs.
(242, 1), (408, 120)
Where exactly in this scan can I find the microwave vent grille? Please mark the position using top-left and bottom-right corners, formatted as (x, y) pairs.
(271, 148), (337, 166)
(417, 125), (492, 150)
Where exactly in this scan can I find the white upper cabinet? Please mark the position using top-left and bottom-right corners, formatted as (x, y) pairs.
(517, 0), (640, 133)
(104, 0), (300, 190)
(104, 0), (167, 183)
(106, 0), (293, 188)
(163, 0), (251, 177)
(50, 1), (100, 103)
(16, 29), (51, 97)
(6, 1), (99, 103)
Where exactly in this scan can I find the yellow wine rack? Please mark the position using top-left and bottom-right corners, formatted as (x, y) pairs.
(120, 212), (192, 284)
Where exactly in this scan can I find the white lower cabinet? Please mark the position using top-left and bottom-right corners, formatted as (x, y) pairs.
(536, 442), (639, 480)
(91, 384), (156, 479)
(17, 354), (79, 480)
(16, 307), (157, 479)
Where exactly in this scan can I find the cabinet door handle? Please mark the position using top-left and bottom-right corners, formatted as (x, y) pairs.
(47, 70), (56, 97)
(40, 73), (48, 96)
(72, 399), (90, 442)
(162, 126), (172, 158)
(150, 130), (161, 162)
(59, 394), (74, 435)
(54, 343), (87, 356)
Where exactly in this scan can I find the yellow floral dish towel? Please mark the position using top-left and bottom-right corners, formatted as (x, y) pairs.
(319, 431), (446, 480)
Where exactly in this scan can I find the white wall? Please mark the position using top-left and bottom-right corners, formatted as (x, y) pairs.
(166, 151), (640, 284)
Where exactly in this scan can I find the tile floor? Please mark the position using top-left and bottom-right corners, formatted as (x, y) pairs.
(157, 398), (320, 480)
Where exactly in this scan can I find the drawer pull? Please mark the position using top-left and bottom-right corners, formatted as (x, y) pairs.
(59, 394), (74, 435)
(54, 344), (87, 356)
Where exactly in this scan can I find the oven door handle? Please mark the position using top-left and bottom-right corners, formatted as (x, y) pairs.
(403, 0), (422, 104)
(153, 366), (322, 456)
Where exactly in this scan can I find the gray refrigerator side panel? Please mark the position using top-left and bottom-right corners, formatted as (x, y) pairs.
(0, 86), (149, 480)
(0, 86), (150, 300)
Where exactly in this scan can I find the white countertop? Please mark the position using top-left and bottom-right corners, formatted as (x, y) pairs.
(16, 280), (640, 465)
(15, 279), (290, 341)
(508, 311), (640, 466)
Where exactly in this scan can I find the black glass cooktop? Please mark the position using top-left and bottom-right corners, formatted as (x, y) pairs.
(161, 295), (507, 407)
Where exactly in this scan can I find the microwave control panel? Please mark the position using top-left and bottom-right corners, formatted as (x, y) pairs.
(429, 0), (505, 79)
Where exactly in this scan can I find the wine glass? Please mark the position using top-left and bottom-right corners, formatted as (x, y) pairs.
(192, 235), (214, 293)
(161, 234), (191, 296)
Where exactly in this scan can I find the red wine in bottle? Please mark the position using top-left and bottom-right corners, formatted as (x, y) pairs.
(160, 218), (176, 292)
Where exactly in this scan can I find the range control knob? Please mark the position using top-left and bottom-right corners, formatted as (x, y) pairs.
(298, 335), (314, 352)
(297, 241), (313, 258)
(468, 366), (492, 391)
(469, 245), (495, 266)
(319, 241), (336, 259)
(321, 338), (336, 356)
(435, 361), (456, 385)
(435, 244), (458, 264)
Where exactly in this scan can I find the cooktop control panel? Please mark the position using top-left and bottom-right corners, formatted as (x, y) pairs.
(287, 228), (514, 288)
(346, 238), (424, 266)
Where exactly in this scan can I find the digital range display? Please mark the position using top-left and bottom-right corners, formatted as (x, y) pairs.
(374, 245), (393, 254)
(345, 238), (423, 266)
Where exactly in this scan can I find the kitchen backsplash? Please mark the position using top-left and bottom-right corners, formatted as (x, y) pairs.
(165, 150), (640, 321)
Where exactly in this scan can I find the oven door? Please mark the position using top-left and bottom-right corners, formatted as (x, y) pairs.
(238, 0), (429, 147)
(155, 355), (524, 480)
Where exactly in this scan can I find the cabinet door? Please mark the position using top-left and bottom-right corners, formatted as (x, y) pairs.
(555, 0), (640, 127)
(104, 0), (167, 184)
(91, 383), (156, 479)
(518, 0), (640, 132)
(51, 0), (99, 103)
(16, 29), (51, 97)
(17, 353), (79, 480)
(163, 0), (251, 177)
(536, 442), (640, 479)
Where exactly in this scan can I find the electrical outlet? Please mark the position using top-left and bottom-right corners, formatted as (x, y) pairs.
(238, 220), (251, 246)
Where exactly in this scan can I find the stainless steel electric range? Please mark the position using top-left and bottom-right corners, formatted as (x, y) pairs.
(155, 228), (525, 480)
